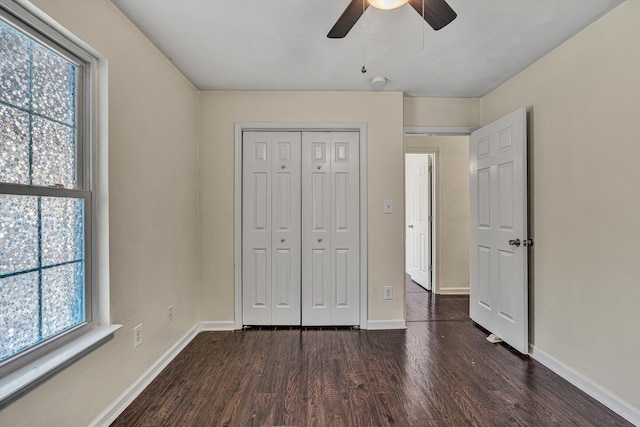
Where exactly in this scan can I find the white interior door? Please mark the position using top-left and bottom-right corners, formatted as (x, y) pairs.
(405, 154), (431, 290)
(302, 132), (360, 326)
(405, 155), (415, 278)
(469, 108), (528, 354)
(242, 131), (301, 325)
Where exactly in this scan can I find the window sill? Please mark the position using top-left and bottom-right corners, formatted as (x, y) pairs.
(0, 324), (122, 408)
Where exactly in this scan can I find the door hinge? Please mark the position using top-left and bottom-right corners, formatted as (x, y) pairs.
(429, 265), (433, 272)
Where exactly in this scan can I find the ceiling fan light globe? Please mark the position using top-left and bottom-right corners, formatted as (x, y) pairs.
(368, 0), (409, 10)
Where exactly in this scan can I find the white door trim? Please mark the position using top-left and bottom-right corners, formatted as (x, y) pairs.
(234, 122), (368, 329)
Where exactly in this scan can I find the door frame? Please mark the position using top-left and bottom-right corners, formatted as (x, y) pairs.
(404, 126), (477, 295)
(234, 122), (368, 329)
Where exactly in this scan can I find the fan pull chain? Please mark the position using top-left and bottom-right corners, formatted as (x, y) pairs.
(361, 0), (367, 73)
(422, 0), (425, 51)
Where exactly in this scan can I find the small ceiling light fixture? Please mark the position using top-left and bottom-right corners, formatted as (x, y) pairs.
(367, 0), (409, 10)
(371, 76), (387, 90)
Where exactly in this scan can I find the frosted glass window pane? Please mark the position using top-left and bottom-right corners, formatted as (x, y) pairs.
(0, 10), (88, 365)
(32, 116), (76, 188)
(0, 272), (40, 360)
(0, 104), (30, 184)
(41, 197), (84, 266)
(32, 44), (76, 126)
(0, 21), (30, 109)
(0, 194), (39, 275)
(41, 262), (84, 339)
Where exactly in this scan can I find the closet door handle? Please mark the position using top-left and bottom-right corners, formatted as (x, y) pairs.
(318, 238), (323, 243)
(280, 238), (285, 243)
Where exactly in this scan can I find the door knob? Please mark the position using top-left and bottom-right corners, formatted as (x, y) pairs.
(509, 238), (521, 247)
(318, 238), (323, 243)
(281, 238), (285, 243)
(408, 224), (414, 228)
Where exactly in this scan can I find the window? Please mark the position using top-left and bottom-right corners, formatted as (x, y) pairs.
(0, 1), (116, 406)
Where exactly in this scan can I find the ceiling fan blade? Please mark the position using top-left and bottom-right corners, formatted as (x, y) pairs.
(408, 0), (457, 31)
(327, 0), (369, 39)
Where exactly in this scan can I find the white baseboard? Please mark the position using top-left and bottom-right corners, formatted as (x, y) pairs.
(530, 346), (640, 426)
(366, 319), (407, 330)
(88, 324), (200, 427)
(437, 287), (470, 295)
(199, 321), (237, 331)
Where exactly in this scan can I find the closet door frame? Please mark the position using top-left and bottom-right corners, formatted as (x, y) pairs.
(234, 122), (368, 329)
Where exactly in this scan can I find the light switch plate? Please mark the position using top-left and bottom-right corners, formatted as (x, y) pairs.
(384, 199), (392, 214)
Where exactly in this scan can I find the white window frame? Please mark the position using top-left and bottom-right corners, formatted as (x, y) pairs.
(0, 0), (120, 407)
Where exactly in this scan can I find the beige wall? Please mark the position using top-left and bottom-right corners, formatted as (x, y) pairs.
(199, 91), (406, 323)
(405, 136), (470, 294)
(0, 1), (200, 426)
(481, 0), (640, 411)
(404, 97), (480, 127)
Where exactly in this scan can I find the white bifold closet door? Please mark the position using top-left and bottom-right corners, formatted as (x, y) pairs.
(242, 131), (360, 326)
(242, 132), (301, 325)
(301, 132), (360, 326)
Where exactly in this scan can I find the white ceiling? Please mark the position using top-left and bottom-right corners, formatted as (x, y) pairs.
(112, 0), (623, 98)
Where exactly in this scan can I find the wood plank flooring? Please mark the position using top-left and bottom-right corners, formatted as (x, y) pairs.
(112, 279), (632, 426)
(406, 276), (469, 322)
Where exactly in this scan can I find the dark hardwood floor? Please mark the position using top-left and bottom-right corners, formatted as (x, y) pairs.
(112, 279), (631, 427)
(406, 275), (469, 322)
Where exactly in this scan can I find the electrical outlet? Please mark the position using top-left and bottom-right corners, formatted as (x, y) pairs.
(168, 305), (174, 323)
(384, 286), (393, 300)
(133, 323), (143, 348)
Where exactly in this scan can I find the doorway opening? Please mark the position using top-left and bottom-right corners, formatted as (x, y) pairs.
(404, 133), (472, 310)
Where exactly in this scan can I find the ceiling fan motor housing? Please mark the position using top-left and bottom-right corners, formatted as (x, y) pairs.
(368, 0), (409, 10)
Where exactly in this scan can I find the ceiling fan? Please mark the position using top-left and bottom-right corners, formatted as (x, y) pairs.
(327, 0), (457, 38)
